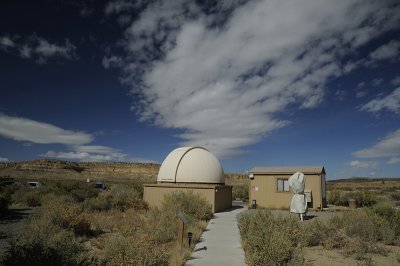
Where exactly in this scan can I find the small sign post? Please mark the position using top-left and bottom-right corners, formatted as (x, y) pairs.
(177, 211), (188, 248)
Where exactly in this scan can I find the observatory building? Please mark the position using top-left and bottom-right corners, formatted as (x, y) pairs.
(143, 147), (232, 212)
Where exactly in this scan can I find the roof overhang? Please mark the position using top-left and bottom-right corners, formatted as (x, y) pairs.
(250, 166), (325, 175)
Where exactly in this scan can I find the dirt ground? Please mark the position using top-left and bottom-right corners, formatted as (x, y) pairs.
(304, 245), (400, 266)
(0, 206), (35, 258)
(270, 210), (400, 265)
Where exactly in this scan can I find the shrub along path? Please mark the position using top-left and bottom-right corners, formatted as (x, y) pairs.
(186, 202), (247, 266)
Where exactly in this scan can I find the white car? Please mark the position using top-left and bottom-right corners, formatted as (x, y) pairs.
(27, 181), (42, 188)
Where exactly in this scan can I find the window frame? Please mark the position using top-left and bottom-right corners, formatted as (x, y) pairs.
(276, 178), (290, 192)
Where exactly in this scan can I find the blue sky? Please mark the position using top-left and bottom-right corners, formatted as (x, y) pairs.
(1, 0), (400, 179)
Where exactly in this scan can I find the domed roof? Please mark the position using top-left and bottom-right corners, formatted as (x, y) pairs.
(157, 147), (225, 184)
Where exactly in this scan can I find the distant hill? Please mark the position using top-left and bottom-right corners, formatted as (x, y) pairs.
(0, 160), (247, 182)
(328, 177), (400, 183)
(0, 160), (161, 181)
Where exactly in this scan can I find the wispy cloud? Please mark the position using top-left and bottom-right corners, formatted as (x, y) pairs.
(369, 40), (400, 61)
(0, 113), (93, 145)
(353, 129), (400, 164)
(388, 157), (400, 164)
(0, 157), (9, 162)
(107, 0), (400, 158)
(41, 145), (152, 163)
(0, 34), (76, 63)
(41, 151), (120, 162)
(105, 0), (136, 15)
(0, 36), (15, 49)
(391, 76), (400, 86)
(349, 160), (378, 169)
(0, 114), (151, 163)
(102, 55), (123, 69)
(360, 87), (400, 114)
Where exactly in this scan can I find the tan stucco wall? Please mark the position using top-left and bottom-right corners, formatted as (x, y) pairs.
(143, 183), (232, 213)
(249, 173), (323, 210)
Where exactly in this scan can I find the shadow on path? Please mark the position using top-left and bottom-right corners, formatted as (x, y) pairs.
(0, 208), (33, 224)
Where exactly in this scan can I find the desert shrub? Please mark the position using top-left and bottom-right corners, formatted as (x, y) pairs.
(150, 192), (212, 243)
(342, 237), (388, 259)
(40, 194), (91, 236)
(369, 202), (400, 242)
(69, 187), (98, 202)
(238, 210), (305, 266)
(0, 185), (15, 210)
(46, 181), (99, 202)
(341, 210), (381, 242)
(112, 209), (145, 236)
(349, 191), (377, 207)
(161, 191), (212, 221)
(84, 193), (112, 211)
(101, 233), (169, 266)
(327, 190), (378, 207)
(107, 184), (147, 211)
(89, 210), (116, 233)
(84, 184), (147, 212)
(0, 192), (10, 210)
(302, 219), (343, 248)
(1, 214), (88, 266)
(390, 191), (400, 201)
(327, 190), (347, 206)
(232, 184), (249, 201)
(12, 188), (42, 207)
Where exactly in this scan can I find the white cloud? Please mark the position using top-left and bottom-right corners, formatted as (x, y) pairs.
(369, 40), (400, 61)
(0, 35), (76, 63)
(391, 76), (400, 86)
(360, 87), (400, 114)
(0, 36), (15, 49)
(41, 151), (119, 162)
(350, 160), (378, 169)
(41, 145), (153, 163)
(353, 129), (400, 159)
(372, 78), (383, 86)
(73, 145), (126, 160)
(0, 157), (9, 162)
(0, 113), (93, 145)
(105, 0), (136, 15)
(102, 55), (123, 69)
(110, 0), (400, 157)
(356, 91), (368, 98)
(34, 37), (76, 61)
(388, 157), (400, 164)
(357, 82), (365, 89)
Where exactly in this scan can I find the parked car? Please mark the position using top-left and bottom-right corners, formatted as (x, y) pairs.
(94, 181), (106, 191)
(27, 181), (42, 188)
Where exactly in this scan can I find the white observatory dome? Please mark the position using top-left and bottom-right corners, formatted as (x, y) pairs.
(157, 147), (225, 184)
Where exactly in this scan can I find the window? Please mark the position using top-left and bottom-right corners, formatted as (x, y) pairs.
(277, 178), (289, 192)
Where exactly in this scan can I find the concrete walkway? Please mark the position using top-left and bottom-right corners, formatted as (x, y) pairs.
(186, 203), (247, 266)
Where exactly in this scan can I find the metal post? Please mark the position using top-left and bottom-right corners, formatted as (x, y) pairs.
(187, 232), (193, 247)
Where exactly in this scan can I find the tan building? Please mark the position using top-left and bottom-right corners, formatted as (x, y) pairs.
(248, 166), (326, 210)
(143, 147), (232, 213)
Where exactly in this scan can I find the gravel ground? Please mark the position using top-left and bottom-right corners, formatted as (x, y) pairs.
(270, 209), (344, 221)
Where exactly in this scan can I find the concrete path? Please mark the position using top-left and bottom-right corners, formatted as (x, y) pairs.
(186, 203), (247, 266)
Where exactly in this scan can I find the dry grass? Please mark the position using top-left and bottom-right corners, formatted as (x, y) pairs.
(239, 204), (400, 266)
(1, 180), (210, 266)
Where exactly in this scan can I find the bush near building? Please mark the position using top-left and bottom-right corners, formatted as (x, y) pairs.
(238, 204), (400, 266)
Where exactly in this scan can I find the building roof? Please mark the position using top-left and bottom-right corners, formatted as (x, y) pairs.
(250, 166), (325, 175)
(157, 147), (225, 184)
